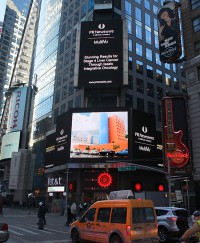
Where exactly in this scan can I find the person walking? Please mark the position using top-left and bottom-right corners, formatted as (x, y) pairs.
(71, 202), (77, 222)
(37, 202), (46, 230)
(65, 204), (72, 226)
(0, 197), (3, 216)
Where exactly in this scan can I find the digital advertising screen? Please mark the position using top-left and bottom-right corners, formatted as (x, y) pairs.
(75, 19), (126, 88)
(70, 108), (129, 161)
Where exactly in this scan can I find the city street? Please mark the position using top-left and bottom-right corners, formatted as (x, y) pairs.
(0, 207), (72, 243)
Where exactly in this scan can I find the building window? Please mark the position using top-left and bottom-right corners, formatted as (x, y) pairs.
(61, 104), (66, 114)
(155, 35), (159, 49)
(135, 0), (141, 4)
(146, 48), (152, 61)
(157, 104), (161, 121)
(147, 65), (153, 79)
(136, 43), (142, 56)
(145, 29), (151, 45)
(137, 98), (144, 111)
(128, 75), (133, 89)
(191, 0), (200, 10)
(68, 100), (73, 110)
(193, 17), (200, 32)
(153, 5), (158, 14)
(136, 60), (143, 74)
(144, 0), (150, 10)
(137, 78), (144, 93)
(127, 19), (132, 34)
(125, 94), (133, 108)
(182, 81), (187, 93)
(165, 74), (171, 86)
(165, 63), (170, 70)
(155, 53), (161, 66)
(154, 18), (158, 31)
(68, 81), (74, 96)
(75, 95), (81, 108)
(55, 90), (60, 104)
(157, 87), (163, 100)
(145, 13), (151, 27)
(156, 69), (163, 82)
(81, 3), (86, 19)
(128, 56), (133, 70)
(62, 85), (67, 99)
(125, 1), (132, 16)
(197, 66), (200, 81)
(148, 101), (155, 114)
(54, 108), (59, 124)
(147, 83), (154, 97)
(129, 39), (133, 52)
(88, 0), (94, 11)
(195, 41), (200, 56)
(136, 23), (142, 40)
(135, 7), (142, 21)
(174, 77), (180, 90)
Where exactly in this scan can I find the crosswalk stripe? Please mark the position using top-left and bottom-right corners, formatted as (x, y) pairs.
(9, 229), (24, 236)
(10, 225), (39, 234)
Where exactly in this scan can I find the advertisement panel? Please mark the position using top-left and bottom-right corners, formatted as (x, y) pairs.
(8, 152), (21, 189)
(75, 19), (127, 88)
(132, 110), (157, 161)
(157, 2), (182, 62)
(45, 133), (56, 168)
(55, 111), (71, 166)
(8, 87), (28, 132)
(0, 131), (21, 160)
(70, 108), (129, 161)
(162, 96), (191, 175)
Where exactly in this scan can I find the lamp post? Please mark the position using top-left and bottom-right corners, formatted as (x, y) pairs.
(64, 168), (69, 216)
(167, 158), (172, 207)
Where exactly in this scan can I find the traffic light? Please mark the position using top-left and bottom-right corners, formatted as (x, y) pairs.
(133, 182), (142, 192)
(155, 183), (165, 191)
(42, 168), (45, 175)
(68, 181), (76, 192)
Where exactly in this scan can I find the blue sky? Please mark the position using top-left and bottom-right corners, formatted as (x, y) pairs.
(0, 0), (6, 22)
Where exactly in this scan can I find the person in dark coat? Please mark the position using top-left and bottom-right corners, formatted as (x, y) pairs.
(65, 204), (72, 226)
(37, 202), (46, 230)
(176, 213), (189, 237)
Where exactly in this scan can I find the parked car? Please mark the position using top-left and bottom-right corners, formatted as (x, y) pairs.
(0, 223), (9, 242)
(155, 206), (192, 242)
(115, 149), (128, 156)
(99, 149), (115, 157)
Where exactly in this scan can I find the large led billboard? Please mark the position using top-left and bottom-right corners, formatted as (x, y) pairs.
(74, 19), (128, 88)
(70, 109), (129, 160)
(157, 2), (182, 62)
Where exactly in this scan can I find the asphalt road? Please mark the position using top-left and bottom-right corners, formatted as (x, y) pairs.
(0, 207), (72, 243)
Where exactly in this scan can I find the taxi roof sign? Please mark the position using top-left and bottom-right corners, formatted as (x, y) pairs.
(108, 190), (134, 200)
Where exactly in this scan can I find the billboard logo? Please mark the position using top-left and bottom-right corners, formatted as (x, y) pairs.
(98, 24), (105, 30)
(60, 129), (64, 136)
(142, 126), (148, 133)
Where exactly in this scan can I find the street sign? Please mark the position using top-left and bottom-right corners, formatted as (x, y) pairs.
(118, 166), (136, 172)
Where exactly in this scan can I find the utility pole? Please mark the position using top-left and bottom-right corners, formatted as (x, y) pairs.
(167, 158), (172, 207)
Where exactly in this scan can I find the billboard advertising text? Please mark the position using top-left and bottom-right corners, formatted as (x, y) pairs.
(75, 19), (124, 88)
(157, 2), (182, 62)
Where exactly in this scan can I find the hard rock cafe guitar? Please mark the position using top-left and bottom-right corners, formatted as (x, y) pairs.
(164, 98), (189, 168)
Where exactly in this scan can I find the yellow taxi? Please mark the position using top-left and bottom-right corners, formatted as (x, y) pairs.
(70, 190), (159, 243)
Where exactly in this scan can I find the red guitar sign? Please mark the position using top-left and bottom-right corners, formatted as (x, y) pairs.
(164, 98), (189, 168)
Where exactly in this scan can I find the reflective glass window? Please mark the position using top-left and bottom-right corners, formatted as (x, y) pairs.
(145, 29), (151, 44)
(125, 1), (132, 16)
(144, 0), (150, 10)
(165, 74), (171, 86)
(146, 48), (152, 61)
(129, 39), (133, 52)
(145, 13), (151, 27)
(136, 60), (143, 74)
(155, 53), (161, 66)
(137, 78), (144, 93)
(135, 7), (141, 21)
(127, 19), (132, 34)
(153, 5), (158, 14)
(136, 43), (142, 56)
(136, 23), (142, 39)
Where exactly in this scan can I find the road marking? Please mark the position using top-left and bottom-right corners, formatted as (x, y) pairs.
(36, 240), (71, 243)
(10, 225), (39, 234)
(9, 229), (24, 235)
(28, 224), (69, 233)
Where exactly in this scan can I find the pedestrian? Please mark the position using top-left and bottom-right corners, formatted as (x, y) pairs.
(65, 204), (72, 226)
(37, 202), (46, 230)
(79, 203), (83, 216)
(176, 213), (189, 237)
(43, 203), (48, 225)
(179, 210), (200, 242)
(71, 202), (77, 222)
(0, 197), (3, 216)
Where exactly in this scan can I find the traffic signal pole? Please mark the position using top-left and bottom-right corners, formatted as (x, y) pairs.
(64, 168), (69, 216)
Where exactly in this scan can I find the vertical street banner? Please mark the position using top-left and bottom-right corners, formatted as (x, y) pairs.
(157, 2), (182, 62)
(74, 19), (127, 88)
